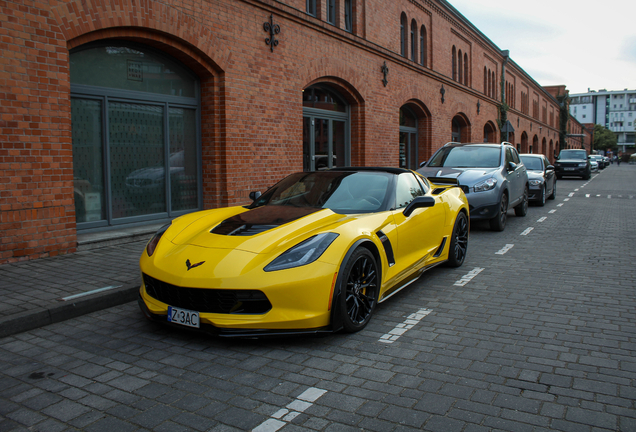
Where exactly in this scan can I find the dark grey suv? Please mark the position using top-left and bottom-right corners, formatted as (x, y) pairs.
(417, 142), (528, 231)
(554, 149), (591, 180)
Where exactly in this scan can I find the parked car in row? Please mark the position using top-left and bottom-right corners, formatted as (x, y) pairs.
(417, 142), (528, 232)
(520, 154), (556, 206)
(589, 155), (605, 170)
(139, 168), (470, 336)
(554, 149), (591, 180)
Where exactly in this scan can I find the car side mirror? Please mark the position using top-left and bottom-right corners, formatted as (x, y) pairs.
(507, 161), (517, 172)
(403, 196), (435, 217)
(419, 160), (427, 168)
(249, 191), (262, 201)
(546, 165), (554, 171)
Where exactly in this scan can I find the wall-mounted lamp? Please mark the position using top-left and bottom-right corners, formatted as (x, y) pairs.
(440, 85), (445, 103)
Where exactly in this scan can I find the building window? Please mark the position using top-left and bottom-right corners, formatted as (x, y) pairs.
(400, 13), (407, 57)
(452, 46), (457, 81)
(458, 49), (463, 83)
(463, 53), (468, 86)
(399, 106), (418, 169)
(302, 85), (350, 171)
(70, 41), (200, 228)
(307, 0), (316, 16)
(410, 20), (417, 62)
(344, 0), (352, 32)
(327, 0), (336, 24)
(420, 26), (426, 67)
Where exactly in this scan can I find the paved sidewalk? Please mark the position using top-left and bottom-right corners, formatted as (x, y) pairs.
(0, 240), (147, 338)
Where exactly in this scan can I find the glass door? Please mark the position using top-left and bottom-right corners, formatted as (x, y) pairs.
(303, 116), (347, 171)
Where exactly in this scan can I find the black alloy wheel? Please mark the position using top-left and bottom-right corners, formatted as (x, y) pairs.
(538, 185), (546, 207)
(340, 248), (379, 333)
(447, 212), (468, 267)
(489, 192), (508, 231)
(514, 186), (529, 217)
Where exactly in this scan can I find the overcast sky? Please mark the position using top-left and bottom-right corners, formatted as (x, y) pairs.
(447, 0), (636, 95)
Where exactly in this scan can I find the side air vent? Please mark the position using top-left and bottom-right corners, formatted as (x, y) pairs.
(432, 188), (446, 195)
(433, 237), (447, 258)
(376, 230), (395, 267)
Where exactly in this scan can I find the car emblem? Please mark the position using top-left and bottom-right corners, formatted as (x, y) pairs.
(186, 259), (205, 271)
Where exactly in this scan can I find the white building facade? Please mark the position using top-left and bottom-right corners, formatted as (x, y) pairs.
(569, 89), (636, 153)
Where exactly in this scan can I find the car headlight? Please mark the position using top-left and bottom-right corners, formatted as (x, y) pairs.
(146, 223), (171, 257)
(473, 178), (497, 192)
(529, 179), (543, 186)
(579, 163), (587, 167)
(264, 233), (339, 272)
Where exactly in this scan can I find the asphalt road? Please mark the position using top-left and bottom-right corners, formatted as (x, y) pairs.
(2, 165), (635, 432)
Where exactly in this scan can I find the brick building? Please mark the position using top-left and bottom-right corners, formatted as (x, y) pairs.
(1, 0), (566, 263)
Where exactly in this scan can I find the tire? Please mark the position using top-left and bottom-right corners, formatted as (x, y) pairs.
(514, 186), (529, 217)
(548, 182), (556, 200)
(537, 185), (546, 207)
(489, 192), (508, 231)
(339, 248), (379, 333)
(446, 212), (468, 268)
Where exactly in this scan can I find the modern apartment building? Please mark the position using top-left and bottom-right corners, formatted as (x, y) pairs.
(569, 89), (636, 152)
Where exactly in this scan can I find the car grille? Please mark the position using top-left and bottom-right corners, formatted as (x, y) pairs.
(143, 274), (272, 314)
(559, 162), (583, 168)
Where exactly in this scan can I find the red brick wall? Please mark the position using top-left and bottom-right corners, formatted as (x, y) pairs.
(0, 0), (567, 263)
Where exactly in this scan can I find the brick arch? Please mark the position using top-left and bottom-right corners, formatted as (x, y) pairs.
(53, 0), (229, 73)
(452, 112), (472, 143)
(56, 0), (232, 209)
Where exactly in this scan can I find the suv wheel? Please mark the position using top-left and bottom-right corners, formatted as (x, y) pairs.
(489, 193), (508, 231)
(514, 186), (529, 217)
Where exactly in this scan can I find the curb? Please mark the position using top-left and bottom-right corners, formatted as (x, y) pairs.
(0, 284), (139, 339)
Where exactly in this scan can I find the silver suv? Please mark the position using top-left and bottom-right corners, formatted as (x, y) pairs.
(417, 142), (529, 231)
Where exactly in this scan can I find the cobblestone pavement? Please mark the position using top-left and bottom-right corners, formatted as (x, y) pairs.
(1, 165), (635, 431)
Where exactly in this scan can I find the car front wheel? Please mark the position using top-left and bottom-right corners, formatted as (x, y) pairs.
(339, 248), (379, 333)
(538, 185), (546, 207)
(489, 193), (508, 231)
(514, 186), (529, 217)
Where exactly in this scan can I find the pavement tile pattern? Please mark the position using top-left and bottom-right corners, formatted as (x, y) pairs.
(0, 165), (635, 431)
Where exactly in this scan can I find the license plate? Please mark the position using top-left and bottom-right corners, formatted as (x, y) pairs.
(167, 306), (200, 328)
(564, 167), (575, 171)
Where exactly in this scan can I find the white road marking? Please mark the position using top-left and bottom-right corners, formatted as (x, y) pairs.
(521, 227), (534, 236)
(586, 194), (590, 198)
(537, 217), (547, 222)
(549, 210), (557, 213)
(563, 198), (570, 201)
(495, 244), (514, 255)
(568, 192), (575, 197)
(453, 267), (485, 287)
(253, 388), (327, 432)
(557, 203), (564, 207)
(379, 308), (433, 344)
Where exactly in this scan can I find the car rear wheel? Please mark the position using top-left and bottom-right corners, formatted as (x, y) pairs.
(514, 186), (529, 217)
(339, 248), (379, 333)
(489, 193), (508, 231)
(446, 212), (468, 268)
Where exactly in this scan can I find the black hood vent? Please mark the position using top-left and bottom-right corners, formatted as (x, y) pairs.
(211, 205), (320, 236)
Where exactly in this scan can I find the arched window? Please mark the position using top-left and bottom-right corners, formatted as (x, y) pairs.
(400, 13), (407, 57)
(302, 84), (350, 171)
(463, 53), (468, 86)
(410, 19), (417, 62)
(452, 46), (457, 81)
(420, 26), (426, 67)
(70, 41), (201, 228)
(458, 49), (463, 83)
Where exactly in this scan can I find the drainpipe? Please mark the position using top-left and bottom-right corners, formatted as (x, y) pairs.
(501, 50), (510, 142)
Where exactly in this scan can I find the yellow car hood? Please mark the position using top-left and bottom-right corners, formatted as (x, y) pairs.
(167, 205), (349, 255)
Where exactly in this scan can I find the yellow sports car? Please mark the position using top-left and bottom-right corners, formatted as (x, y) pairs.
(138, 168), (469, 336)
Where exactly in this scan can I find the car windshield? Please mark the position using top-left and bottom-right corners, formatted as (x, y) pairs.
(427, 145), (501, 168)
(250, 171), (392, 214)
(559, 150), (587, 160)
(520, 156), (543, 170)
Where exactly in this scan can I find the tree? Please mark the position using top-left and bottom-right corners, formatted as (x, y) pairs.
(593, 124), (617, 151)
